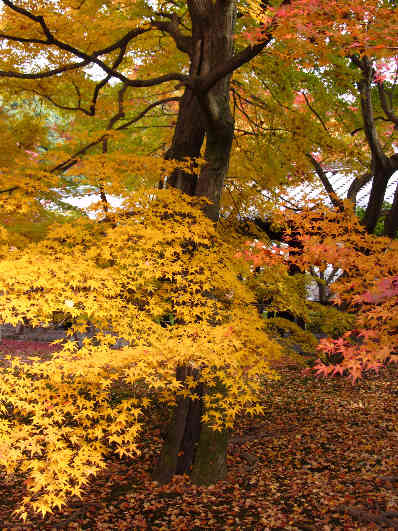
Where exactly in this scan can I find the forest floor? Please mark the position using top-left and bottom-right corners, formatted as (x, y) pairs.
(0, 340), (397, 530)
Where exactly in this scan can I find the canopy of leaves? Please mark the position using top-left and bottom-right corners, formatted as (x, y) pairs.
(0, 189), (284, 517)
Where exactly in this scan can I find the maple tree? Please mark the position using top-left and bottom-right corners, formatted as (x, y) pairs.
(241, 202), (398, 381)
(0, 189), (286, 517)
(228, 0), (398, 239)
(0, 362), (396, 528)
(0, 0), (397, 520)
(0, 0), (290, 498)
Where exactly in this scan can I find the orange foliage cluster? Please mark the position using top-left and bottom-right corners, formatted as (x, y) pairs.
(239, 203), (398, 382)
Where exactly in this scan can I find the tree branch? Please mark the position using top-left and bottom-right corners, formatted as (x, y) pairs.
(196, 39), (272, 94)
(151, 15), (192, 55)
(350, 116), (390, 136)
(0, 60), (91, 79)
(194, 0), (291, 94)
(0, 1), (187, 87)
(378, 82), (398, 126)
(51, 97), (180, 173)
(29, 87), (92, 116)
(302, 92), (330, 134)
(306, 153), (344, 210)
(356, 56), (389, 167)
(116, 97), (180, 131)
(0, 186), (19, 194)
(89, 45), (128, 116)
(0, 32), (48, 44)
(347, 172), (372, 205)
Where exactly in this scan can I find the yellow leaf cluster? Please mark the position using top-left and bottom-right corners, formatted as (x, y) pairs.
(0, 189), (282, 517)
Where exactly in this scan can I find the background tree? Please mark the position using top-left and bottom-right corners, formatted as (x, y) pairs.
(264, 0), (398, 236)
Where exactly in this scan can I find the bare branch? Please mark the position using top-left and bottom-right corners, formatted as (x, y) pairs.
(302, 92), (330, 134)
(0, 186), (19, 194)
(51, 96), (180, 173)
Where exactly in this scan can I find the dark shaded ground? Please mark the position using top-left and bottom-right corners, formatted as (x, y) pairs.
(0, 341), (397, 530)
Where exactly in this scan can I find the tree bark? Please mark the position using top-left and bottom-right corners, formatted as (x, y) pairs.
(383, 180), (398, 238)
(355, 56), (398, 234)
(195, 97), (234, 220)
(153, 366), (203, 483)
(362, 162), (392, 233)
(164, 85), (206, 195)
(154, 0), (237, 486)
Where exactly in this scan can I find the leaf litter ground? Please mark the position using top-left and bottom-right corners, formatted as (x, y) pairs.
(0, 340), (397, 530)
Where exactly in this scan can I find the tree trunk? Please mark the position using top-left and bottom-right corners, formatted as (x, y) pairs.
(154, 0), (236, 486)
(317, 279), (330, 305)
(195, 97), (234, 221)
(383, 180), (398, 238)
(355, 57), (398, 235)
(153, 366), (203, 483)
(164, 89), (206, 195)
(362, 162), (393, 234)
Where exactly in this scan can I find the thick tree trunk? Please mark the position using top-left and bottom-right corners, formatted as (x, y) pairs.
(154, 0), (236, 486)
(192, 0), (236, 220)
(195, 96), (234, 220)
(164, 90), (206, 195)
(191, 416), (228, 484)
(153, 366), (203, 483)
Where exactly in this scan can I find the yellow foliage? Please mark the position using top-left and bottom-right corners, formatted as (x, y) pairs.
(306, 301), (356, 338)
(264, 316), (318, 362)
(0, 189), (282, 516)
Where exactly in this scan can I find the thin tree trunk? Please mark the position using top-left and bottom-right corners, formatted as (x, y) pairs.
(383, 180), (398, 238)
(355, 57), (398, 234)
(362, 163), (392, 233)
